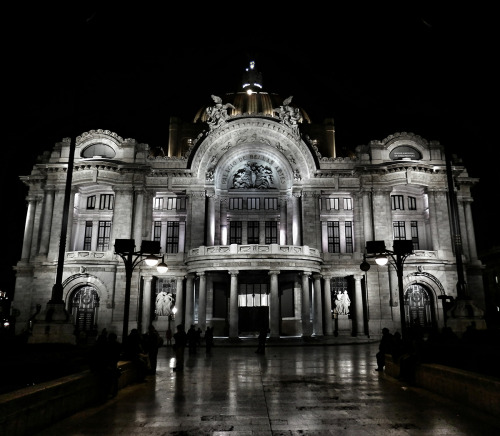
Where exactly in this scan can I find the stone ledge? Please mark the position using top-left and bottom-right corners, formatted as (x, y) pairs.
(0, 361), (139, 436)
(384, 355), (500, 417)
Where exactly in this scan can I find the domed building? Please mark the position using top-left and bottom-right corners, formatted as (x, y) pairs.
(13, 62), (485, 343)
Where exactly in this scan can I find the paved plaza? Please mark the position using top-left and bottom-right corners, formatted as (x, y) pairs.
(35, 341), (500, 435)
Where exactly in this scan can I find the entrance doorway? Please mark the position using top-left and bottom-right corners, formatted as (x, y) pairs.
(70, 285), (100, 338)
(404, 284), (435, 331)
(238, 307), (269, 334)
(238, 282), (269, 335)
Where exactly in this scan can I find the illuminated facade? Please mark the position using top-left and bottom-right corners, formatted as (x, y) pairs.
(12, 63), (485, 341)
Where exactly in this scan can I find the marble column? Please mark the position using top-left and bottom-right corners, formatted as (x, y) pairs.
(141, 276), (153, 334)
(322, 276), (334, 335)
(206, 193), (216, 246)
(133, 190), (144, 246)
(185, 274), (195, 328)
(301, 272), (311, 336)
(197, 272), (207, 332)
(463, 199), (479, 262)
(228, 271), (239, 339)
(39, 188), (54, 256)
(269, 270), (280, 338)
(354, 275), (364, 336)
(175, 276), (184, 328)
(313, 274), (324, 336)
(21, 197), (36, 261)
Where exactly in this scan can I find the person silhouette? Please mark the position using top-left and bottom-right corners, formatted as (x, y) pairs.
(205, 326), (214, 355)
(255, 327), (268, 354)
(173, 324), (187, 372)
(376, 327), (393, 371)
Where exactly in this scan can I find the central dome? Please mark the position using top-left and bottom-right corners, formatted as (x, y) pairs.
(193, 62), (311, 124)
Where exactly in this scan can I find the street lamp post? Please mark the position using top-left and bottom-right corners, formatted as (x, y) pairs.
(168, 306), (177, 333)
(360, 240), (413, 338)
(114, 239), (165, 341)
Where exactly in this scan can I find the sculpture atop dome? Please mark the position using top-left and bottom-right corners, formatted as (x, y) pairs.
(206, 95), (236, 130)
(273, 96), (302, 134)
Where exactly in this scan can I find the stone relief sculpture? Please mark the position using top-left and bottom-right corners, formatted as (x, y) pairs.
(232, 161), (275, 189)
(155, 291), (175, 316)
(206, 95), (235, 130)
(335, 290), (351, 315)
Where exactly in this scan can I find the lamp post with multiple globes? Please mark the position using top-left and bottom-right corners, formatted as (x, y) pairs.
(360, 240), (414, 339)
(114, 239), (168, 341)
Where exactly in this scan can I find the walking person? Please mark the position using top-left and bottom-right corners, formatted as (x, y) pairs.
(255, 327), (268, 354)
(173, 324), (187, 372)
(205, 326), (214, 355)
(165, 327), (172, 346)
(187, 324), (197, 355)
(376, 327), (393, 371)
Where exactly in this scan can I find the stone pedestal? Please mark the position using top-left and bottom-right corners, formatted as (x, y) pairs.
(446, 298), (487, 335)
(28, 303), (76, 344)
(335, 314), (352, 336)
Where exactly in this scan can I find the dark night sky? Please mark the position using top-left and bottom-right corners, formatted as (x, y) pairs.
(2, 4), (498, 295)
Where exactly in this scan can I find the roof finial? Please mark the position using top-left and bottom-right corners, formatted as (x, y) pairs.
(241, 61), (263, 95)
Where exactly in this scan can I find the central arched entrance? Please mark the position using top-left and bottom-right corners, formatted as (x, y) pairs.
(404, 284), (436, 331)
(69, 285), (100, 338)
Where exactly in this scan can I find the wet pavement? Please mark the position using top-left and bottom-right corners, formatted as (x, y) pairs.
(35, 341), (500, 435)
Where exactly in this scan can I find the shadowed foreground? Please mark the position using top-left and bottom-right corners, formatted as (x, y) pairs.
(33, 342), (500, 435)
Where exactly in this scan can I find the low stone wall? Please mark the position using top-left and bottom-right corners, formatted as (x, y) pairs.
(384, 355), (500, 417)
(0, 361), (138, 436)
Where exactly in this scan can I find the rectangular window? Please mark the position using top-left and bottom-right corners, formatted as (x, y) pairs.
(411, 221), (419, 250)
(97, 221), (111, 251)
(83, 221), (93, 250)
(166, 197), (186, 210)
(324, 198), (339, 211)
(265, 221), (278, 244)
(343, 198), (352, 210)
(345, 221), (353, 253)
(154, 197), (164, 210)
(166, 222), (179, 253)
(247, 221), (259, 244)
(153, 221), (162, 242)
(247, 198), (260, 210)
(229, 198), (243, 210)
(327, 221), (340, 253)
(86, 195), (96, 210)
(99, 194), (114, 210)
(238, 283), (269, 307)
(408, 196), (417, 210)
(229, 222), (242, 244)
(391, 195), (404, 210)
(176, 196), (187, 211)
(264, 198), (278, 210)
(393, 221), (406, 240)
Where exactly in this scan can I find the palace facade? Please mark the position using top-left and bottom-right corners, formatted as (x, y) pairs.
(13, 63), (485, 342)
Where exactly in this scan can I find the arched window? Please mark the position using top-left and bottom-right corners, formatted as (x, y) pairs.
(81, 143), (116, 158)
